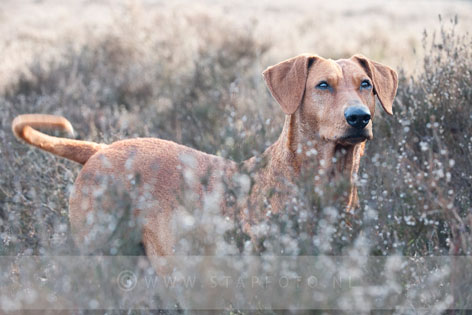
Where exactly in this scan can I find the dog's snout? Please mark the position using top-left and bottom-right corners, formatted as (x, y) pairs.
(344, 106), (371, 129)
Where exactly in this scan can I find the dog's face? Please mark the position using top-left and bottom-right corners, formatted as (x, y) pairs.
(263, 54), (398, 146)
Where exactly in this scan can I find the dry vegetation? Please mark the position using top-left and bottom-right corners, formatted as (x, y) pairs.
(1, 0), (472, 312)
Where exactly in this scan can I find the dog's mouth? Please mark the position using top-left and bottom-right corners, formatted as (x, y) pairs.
(337, 131), (372, 145)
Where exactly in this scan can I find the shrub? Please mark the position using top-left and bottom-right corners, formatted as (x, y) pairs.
(359, 18), (472, 256)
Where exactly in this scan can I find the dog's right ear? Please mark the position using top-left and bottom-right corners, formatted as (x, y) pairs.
(263, 54), (318, 115)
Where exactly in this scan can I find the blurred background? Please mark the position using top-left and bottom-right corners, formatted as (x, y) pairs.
(1, 0), (472, 89)
(1, 0), (472, 307)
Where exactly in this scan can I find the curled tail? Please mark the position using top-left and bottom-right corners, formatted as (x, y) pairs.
(12, 114), (107, 165)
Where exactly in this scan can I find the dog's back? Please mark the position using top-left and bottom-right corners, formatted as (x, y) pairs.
(68, 137), (238, 255)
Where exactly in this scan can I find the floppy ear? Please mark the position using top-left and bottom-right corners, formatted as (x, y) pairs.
(351, 55), (398, 115)
(263, 54), (318, 115)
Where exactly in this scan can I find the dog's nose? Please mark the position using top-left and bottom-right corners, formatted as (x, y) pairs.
(344, 106), (371, 129)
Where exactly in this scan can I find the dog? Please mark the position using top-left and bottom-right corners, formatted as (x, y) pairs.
(12, 54), (398, 257)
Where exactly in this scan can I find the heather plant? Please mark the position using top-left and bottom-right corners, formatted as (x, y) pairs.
(0, 5), (471, 311)
(360, 18), (472, 256)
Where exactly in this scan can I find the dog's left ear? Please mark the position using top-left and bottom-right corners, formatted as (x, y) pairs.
(263, 54), (318, 115)
(351, 55), (398, 115)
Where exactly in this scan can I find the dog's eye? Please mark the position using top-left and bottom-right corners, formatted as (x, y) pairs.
(316, 81), (330, 90)
(360, 80), (372, 89)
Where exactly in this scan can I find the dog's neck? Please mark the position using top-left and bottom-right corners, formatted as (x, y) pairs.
(248, 114), (364, 212)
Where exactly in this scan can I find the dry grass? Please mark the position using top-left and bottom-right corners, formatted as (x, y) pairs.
(1, 0), (472, 311)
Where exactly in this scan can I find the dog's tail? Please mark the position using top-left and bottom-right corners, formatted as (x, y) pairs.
(12, 114), (107, 165)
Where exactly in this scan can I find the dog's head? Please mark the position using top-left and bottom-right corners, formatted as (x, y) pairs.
(263, 54), (398, 145)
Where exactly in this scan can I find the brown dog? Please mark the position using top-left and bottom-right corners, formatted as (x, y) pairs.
(12, 54), (397, 256)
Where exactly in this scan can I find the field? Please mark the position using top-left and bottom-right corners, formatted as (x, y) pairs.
(1, 0), (472, 312)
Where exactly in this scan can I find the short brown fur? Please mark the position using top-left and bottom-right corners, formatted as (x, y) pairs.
(12, 54), (398, 257)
